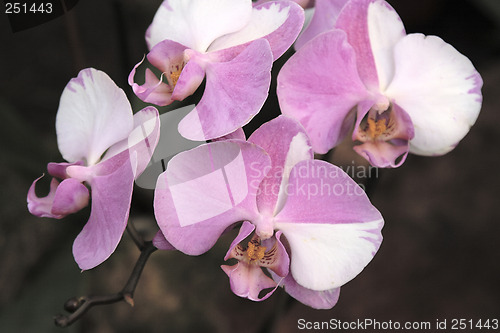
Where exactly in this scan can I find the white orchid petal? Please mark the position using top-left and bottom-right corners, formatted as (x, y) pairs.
(146, 0), (252, 51)
(385, 34), (483, 155)
(56, 68), (133, 165)
(275, 219), (383, 291)
(367, 0), (406, 91)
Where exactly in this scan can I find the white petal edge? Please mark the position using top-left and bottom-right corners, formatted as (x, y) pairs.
(146, 0), (252, 51)
(274, 132), (311, 215)
(367, 0), (405, 92)
(56, 68), (134, 165)
(385, 34), (483, 155)
(275, 219), (383, 291)
(208, 2), (290, 52)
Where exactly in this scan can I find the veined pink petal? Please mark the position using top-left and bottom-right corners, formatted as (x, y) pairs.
(277, 30), (368, 153)
(178, 39), (273, 141)
(56, 68), (134, 166)
(248, 115), (313, 215)
(274, 160), (383, 290)
(295, 0), (349, 50)
(385, 34), (483, 155)
(260, 231), (289, 277)
(146, 0), (252, 51)
(270, 270), (341, 309)
(72, 154), (135, 270)
(208, 1), (305, 60)
(154, 141), (271, 255)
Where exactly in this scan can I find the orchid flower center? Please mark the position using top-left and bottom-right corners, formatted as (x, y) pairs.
(246, 239), (267, 262)
(168, 62), (184, 88)
(358, 106), (396, 142)
(232, 234), (280, 267)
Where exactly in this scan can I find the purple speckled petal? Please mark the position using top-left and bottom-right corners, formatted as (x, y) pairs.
(224, 221), (256, 261)
(154, 141), (271, 255)
(178, 39), (273, 141)
(274, 159), (383, 290)
(277, 30), (368, 153)
(260, 231), (289, 277)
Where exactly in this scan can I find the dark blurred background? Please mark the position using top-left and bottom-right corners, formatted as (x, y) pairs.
(1, 0), (499, 332)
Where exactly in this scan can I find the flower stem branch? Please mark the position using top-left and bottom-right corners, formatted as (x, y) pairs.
(54, 241), (157, 328)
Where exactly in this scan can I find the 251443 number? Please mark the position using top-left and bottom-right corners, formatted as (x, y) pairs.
(451, 319), (499, 330)
(5, 2), (53, 14)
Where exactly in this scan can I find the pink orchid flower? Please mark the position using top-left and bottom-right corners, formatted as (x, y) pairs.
(129, 0), (304, 141)
(153, 116), (383, 308)
(28, 68), (160, 270)
(278, 0), (483, 167)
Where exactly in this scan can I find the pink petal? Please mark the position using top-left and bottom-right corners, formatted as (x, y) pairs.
(270, 270), (341, 309)
(221, 261), (278, 302)
(51, 178), (90, 216)
(212, 127), (247, 142)
(129, 66), (174, 106)
(277, 30), (368, 153)
(209, 1), (305, 60)
(295, 0), (349, 50)
(260, 231), (289, 277)
(154, 141), (271, 255)
(47, 161), (84, 179)
(27, 176), (89, 219)
(248, 115), (313, 215)
(152, 230), (176, 251)
(56, 68), (134, 165)
(224, 221), (256, 260)
(28, 177), (61, 218)
(273, 160), (383, 290)
(335, 0), (405, 92)
(72, 154), (135, 270)
(353, 140), (409, 168)
(178, 39), (273, 141)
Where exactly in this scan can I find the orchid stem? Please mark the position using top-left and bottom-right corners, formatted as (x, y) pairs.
(54, 241), (157, 328)
(126, 220), (146, 250)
